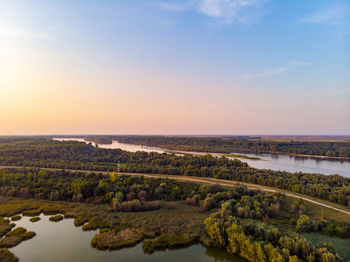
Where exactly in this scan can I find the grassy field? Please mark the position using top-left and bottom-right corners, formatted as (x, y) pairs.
(302, 233), (350, 261)
(281, 196), (350, 223)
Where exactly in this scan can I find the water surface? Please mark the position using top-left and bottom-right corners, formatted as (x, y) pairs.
(53, 138), (350, 177)
(10, 214), (244, 262)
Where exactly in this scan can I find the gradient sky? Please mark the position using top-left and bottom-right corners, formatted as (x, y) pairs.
(0, 0), (349, 135)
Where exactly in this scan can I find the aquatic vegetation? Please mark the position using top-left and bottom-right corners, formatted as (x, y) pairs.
(22, 209), (42, 217)
(29, 217), (41, 223)
(49, 215), (64, 222)
(0, 218), (15, 238)
(74, 215), (89, 227)
(143, 234), (196, 254)
(0, 248), (18, 262)
(10, 215), (21, 221)
(91, 228), (144, 250)
(0, 227), (36, 248)
(64, 211), (78, 219)
(224, 154), (261, 160)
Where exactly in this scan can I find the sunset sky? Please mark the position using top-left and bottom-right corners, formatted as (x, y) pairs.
(0, 0), (349, 135)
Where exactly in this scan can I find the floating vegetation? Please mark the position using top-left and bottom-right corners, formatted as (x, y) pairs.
(10, 215), (21, 221)
(49, 215), (64, 222)
(143, 234), (196, 254)
(0, 218), (15, 238)
(0, 248), (18, 262)
(0, 227), (36, 248)
(29, 217), (41, 223)
(22, 209), (42, 217)
(91, 228), (144, 250)
(74, 215), (89, 227)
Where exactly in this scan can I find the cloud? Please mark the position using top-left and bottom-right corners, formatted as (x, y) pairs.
(241, 67), (287, 79)
(286, 59), (312, 67)
(300, 3), (347, 25)
(198, 0), (265, 24)
(154, 0), (267, 25)
(241, 59), (311, 79)
(0, 22), (63, 41)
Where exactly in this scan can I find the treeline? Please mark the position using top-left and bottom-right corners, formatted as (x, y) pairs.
(205, 204), (343, 262)
(0, 168), (281, 215)
(0, 169), (201, 204)
(112, 135), (350, 158)
(295, 214), (350, 239)
(0, 139), (350, 209)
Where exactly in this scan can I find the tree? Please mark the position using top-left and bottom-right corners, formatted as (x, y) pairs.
(296, 215), (311, 232)
(111, 172), (118, 182)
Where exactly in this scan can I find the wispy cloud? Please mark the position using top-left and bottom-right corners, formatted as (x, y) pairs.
(241, 59), (311, 79)
(153, 0), (267, 25)
(300, 3), (347, 25)
(286, 59), (312, 67)
(198, 0), (265, 24)
(0, 22), (63, 41)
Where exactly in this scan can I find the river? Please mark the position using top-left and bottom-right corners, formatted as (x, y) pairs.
(53, 138), (350, 177)
(9, 214), (244, 262)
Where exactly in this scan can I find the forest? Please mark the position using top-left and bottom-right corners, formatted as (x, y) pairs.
(108, 135), (350, 158)
(204, 207), (343, 262)
(1, 167), (349, 261)
(0, 138), (350, 209)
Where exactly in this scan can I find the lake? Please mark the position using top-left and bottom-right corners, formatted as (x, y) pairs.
(9, 214), (244, 262)
(53, 138), (350, 177)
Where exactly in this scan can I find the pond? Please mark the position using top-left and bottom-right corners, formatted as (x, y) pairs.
(9, 214), (245, 262)
(53, 138), (350, 177)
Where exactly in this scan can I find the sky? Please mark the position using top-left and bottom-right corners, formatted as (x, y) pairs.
(0, 0), (349, 135)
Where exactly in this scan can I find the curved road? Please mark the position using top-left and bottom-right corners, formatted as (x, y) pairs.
(1, 165), (350, 216)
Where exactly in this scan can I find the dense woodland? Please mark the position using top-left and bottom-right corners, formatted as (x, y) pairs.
(0, 168), (283, 216)
(0, 139), (350, 209)
(205, 206), (343, 262)
(110, 136), (350, 158)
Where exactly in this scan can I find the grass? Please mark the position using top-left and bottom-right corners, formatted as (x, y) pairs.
(302, 233), (350, 261)
(29, 217), (41, 223)
(49, 215), (64, 222)
(0, 197), (212, 254)
(10, 215), (21, 221)
(0, 248), (18, 262)
(0, 227), (36, 248)
(143, 233), (197, 254)
(1, 195), (349, 260)
(91, 228), (144, 250)
(23, 209), (42, 217)
(224, 154), (261, 160)
(0, 218), (15, 238)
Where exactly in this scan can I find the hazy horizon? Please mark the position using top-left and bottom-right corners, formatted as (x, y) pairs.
(1, 0), (349, 135)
